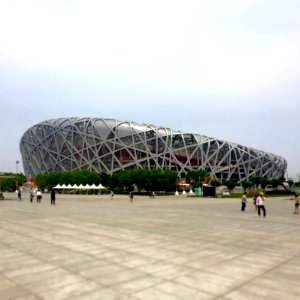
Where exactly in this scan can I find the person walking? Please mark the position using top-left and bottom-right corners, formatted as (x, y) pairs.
(129, 191), (133, 203)
(241, 192), (247, 211)
(36, 190), (42, 203)
(50, 190), (56, 205)
(256, 192), (266, 217)
(110, 190), (114, 200)
(30, 189), (34, 202)
(293, 193), (299, 215)
(17, 189), (21, 201)
(253, 193), (258, 211)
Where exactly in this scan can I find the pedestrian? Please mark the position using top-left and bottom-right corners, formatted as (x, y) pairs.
(30, 189), (34, 202)
(110, 190), (114, 200)
(253, 193), (258, 211)
(241, 192), (247, 211)
(293, 193), (299, 215)
(256, 192), (266, 217)
(36, 190), (42, 203)
(50, 190), (56, 205)
(17, 189), (21, 201)
(129, 191), (133, 203)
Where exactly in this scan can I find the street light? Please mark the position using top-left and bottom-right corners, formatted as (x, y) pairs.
(16, 160), (20, 174)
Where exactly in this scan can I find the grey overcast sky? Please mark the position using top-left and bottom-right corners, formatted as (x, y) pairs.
(1, 0), (300, 179)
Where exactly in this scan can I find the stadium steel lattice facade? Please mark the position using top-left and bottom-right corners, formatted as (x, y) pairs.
(20, 117), (287, 181)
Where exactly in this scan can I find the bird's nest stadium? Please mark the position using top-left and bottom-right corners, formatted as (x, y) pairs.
(20, 117), (287, 181)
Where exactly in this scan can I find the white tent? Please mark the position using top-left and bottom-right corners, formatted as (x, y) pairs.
(53, 183), (106, 190)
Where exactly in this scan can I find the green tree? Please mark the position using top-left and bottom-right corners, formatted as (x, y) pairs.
(269, 178), (280, 191)
(118, 170), (135, 191)
(287, 180), (294, 190)
(99, 172), (110, 186)
(35, 173), (47, 190)
(294, 181), (300, 188)
(249, 176), (262, 190)
(210, 179), (222, 189)
(186, 170), (210, 187)
(35, 170), (103, 190)
(223, 180), (236, 193)
(0, 172), (26, 191)
(260, 177), (270, 192)
(240, 180), (253, 193)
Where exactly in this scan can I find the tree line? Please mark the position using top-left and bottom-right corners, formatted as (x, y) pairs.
(0, 173), (27, 192)
(34, 169), (177, 194)
(1, 169), (299, 194)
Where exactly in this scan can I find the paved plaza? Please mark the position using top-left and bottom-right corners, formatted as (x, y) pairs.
(0, 192), (299, 300)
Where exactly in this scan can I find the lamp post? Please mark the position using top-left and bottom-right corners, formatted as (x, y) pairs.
(16, 160), (20, 174)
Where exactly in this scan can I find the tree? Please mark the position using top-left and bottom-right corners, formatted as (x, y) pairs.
(294, 181), (300, 188)
(0, 173), (26, 192)
(133, 169), (177, 192)
(260, 177), (270, 192)
(186, 170), (210, 187)
(35, 170), (103, 190)
(210, 179), (222, 189)
(108, 169), (177, 193)
(287, 180), (294, 190)
(223, 180), (236, 194)
(249, 176), (262, 190)
(117, 170), (135, 191)
(269, 179), (280, 191)
(240, 180), (253, 193)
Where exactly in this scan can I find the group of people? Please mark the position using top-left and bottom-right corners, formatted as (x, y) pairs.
(17, 189), (56, 205)
(15, 188), (300, 213)
(241, 191), (299, 216)
(110, 190), (135, 203)
(29, 189), (43, 203)
(241, 192), (266, 217)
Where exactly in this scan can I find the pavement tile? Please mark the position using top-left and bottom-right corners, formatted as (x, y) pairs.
(135, 261), (175, 274)
(0, 285), (31, 300)
(150, 264), (194, 280)
(3, 263), (56, 278)
(175, 270), (240, 296)
(113, 275), (163, 294)
(225, 282), (300, 300)
(0, 278), (15, 290)
(11, 268), (73, 285)
(133, 287), (180, 300)
(155, 280), (214, 299)
(119, 255), (158, 268)
(14, 296), (40, 300)
(36, 280), (101, 300)
(22, 274), (85, 293)
(94, 269), (146, 286)
(66, 258), (108, 273)
(79, 263), (125, 278)
(66, 287), (137, 300)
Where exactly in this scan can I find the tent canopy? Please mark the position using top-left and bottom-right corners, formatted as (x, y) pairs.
(53, 184), (106, 189)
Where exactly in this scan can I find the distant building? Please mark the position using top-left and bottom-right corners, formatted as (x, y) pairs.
(20, 117), (287, 181)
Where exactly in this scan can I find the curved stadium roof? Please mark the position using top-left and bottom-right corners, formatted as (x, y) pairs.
(20, 117), (287, 181)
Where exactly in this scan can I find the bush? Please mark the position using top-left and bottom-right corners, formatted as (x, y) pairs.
(265, 190), (294, 196)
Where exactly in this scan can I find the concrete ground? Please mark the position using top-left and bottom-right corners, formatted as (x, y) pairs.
(0, 192), (299, 300)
